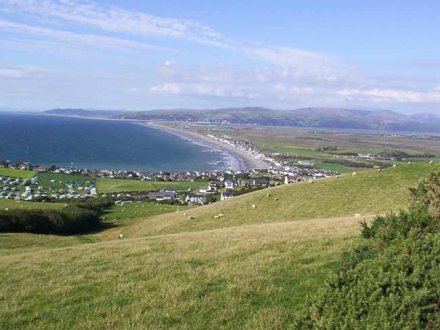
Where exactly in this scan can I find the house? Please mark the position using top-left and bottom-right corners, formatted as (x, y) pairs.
(253, 178), (268, 186)
(186, 193), (206, 205)
(221, 192), (234, 201)
(225, 179), (238, 190)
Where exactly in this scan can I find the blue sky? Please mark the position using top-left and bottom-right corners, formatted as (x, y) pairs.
(0, 0), (439, 113)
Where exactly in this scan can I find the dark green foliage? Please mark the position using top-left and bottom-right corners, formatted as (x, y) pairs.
(0, 199), (112, 235)
(410, 172), (440, 218)
(295, 185), (440, 328)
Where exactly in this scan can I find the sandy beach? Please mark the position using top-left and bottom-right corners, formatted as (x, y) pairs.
(145, 122), (270, 171)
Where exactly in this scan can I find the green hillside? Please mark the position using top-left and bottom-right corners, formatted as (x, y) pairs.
(115, 163), (439, 238)
(1, 162), (439, 329)
(0, 217), (360, 329)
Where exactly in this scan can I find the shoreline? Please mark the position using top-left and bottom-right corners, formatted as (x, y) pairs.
(42, 113), (269, 171)
(144, 122), (270, 171)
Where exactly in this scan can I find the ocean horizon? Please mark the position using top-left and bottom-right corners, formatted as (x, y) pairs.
(0, 113), (240, 172)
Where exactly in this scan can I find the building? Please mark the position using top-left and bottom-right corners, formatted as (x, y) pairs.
(186, 193), (206, 205)
(221, 192), (234, 201)
(225, 179), (238, 190)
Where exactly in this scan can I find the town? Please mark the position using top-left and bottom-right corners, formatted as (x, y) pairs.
(0, 158), (338, 205)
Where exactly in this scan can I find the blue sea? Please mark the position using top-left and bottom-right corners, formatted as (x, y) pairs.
(0, 113), (237, 172)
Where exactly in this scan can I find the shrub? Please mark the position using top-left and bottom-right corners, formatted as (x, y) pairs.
(295, 178), (440, 329)
(0, 199), (112, 235)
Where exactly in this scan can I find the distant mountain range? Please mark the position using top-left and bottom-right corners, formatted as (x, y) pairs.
(45, 107), (440, 133)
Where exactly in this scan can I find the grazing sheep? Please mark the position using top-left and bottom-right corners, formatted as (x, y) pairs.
(214, 215), (219, 219)
(352, 172), (357, 176)
(188, 216), (194, 220)
(393, 164), (397, 168)
(430, 160), (434, 164)
(252, 204), (256, 209)
(266, 193), (271, 197)
(407, 161), (412, 165)
(183, 212), (186, 216)
(355, 213), (361, 218)
(377, 169), (382, 172)
(218, 213), (224, 218)
(119, 234), (124, 239)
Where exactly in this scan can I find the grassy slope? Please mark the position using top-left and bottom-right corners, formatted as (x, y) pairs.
(0, 163), (437, 329)
(0, 168), (35, 179)
(0, 217), (360, 329)
(115, 163), (438, 239)
(96, 178), (208, 193)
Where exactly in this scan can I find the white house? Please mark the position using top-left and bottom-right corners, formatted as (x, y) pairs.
(225, 179), (238, 190)
(221, 192), (234, 201)
(186, 193), (206, 205)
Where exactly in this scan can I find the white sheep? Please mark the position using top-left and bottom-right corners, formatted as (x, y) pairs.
(119, 234), (124, 239)
(252, 204), (256, 209)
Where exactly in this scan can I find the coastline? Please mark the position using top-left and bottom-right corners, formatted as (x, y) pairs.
(144, 122), (270, 171)
(42, 113), (270, 171)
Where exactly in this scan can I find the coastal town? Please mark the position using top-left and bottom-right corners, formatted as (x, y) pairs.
(0, 150), (338, 205)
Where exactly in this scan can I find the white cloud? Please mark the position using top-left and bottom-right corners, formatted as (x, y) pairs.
(1, 0), (227, 46)
(338, 88), (440, 103)
(0, 19), (168, 53)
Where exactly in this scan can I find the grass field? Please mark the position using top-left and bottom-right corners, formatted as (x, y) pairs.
(0, 216), (360, 329)
(0, 199), (64, 210)
(96, 178), (208, 193)
(37, 172), (93, 190)
(104, 201), (183, 222)
(0, 162), (438, 328)
(315, 162), (358, 173)
(0, 168), (35, 180)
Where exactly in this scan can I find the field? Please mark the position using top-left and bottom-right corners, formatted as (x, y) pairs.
(96, 178), (208, 193)
(165, 123), (440, 172)
(0, 163), (438, 328)
(0, 199), (64, 210)
(0, 168), (35, 180)
(0, 216), (360, 329)
(104, 201), (183, 222)
(37, 172), (92, 190)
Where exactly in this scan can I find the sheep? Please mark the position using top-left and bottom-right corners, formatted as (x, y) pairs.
(119, 234), (124, 239)
(355, 213), (361, 218)
(214, 215), (219, 219)
(266, 193), (271, 197)
(430, 160), (434, 164)
(393, 164), (397, 168)
(188, 216), (194, 220)
(274, 198), (279, 201)
(377, 169), (382, 172)
(352, 172), (357, 176)
(252, 204), (256, 209)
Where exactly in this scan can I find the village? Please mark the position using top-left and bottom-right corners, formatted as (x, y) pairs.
(0, 157), (337, 205)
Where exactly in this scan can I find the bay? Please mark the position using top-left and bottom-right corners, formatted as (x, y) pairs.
(0, 113), (236, 171)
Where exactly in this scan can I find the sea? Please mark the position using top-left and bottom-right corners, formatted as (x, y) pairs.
(0, 113), (239, 172)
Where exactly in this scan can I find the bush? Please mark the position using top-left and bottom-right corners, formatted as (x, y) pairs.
(295, 207), (440, 329)
(0, 199), (112, 235)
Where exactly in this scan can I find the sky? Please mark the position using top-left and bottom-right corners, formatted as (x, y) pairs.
(0, 0), (439, 113)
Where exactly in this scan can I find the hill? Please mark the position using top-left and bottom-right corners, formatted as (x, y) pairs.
(108, 163), (440, 239)
(1, 163), (439, 328)
(46, 107), (440, 132)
